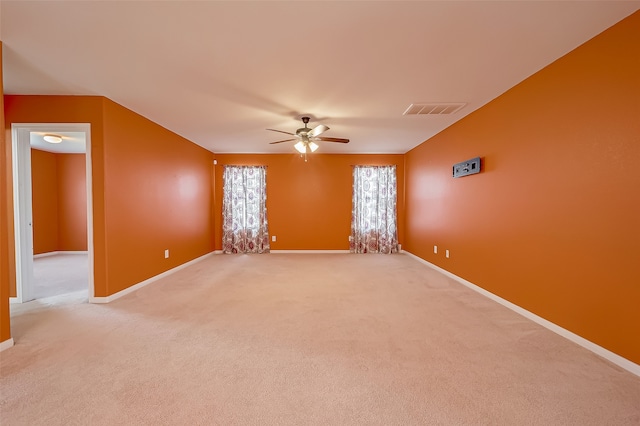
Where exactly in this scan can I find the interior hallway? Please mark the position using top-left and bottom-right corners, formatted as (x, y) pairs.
(33, 252), (88, 299)
(10, 253), (88, 317)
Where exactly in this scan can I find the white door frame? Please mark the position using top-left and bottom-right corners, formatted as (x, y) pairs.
(10, 123), (94, 302)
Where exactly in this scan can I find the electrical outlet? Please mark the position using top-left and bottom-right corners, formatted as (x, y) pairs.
(446, 250), (450, 258)
(164, 249), (169, 259)
(453, 157), (481, 178)
(272, 235), (276, 242)
(434, 245), (438, 254)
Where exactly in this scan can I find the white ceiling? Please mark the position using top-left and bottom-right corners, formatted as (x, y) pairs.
(2, 1), (638, 154)
(30, 131), (86, 154)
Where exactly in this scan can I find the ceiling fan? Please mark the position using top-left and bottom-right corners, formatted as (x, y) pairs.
(267, 116), (349, 159)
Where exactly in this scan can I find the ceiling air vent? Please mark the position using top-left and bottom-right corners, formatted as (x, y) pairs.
(403, 103), (466, 115)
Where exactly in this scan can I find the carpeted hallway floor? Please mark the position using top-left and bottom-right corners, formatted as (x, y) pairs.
(1, 253), (639, 425)
(33, 252), (89, 299)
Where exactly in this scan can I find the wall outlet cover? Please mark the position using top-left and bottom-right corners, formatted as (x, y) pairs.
(453, 157), (481, 178)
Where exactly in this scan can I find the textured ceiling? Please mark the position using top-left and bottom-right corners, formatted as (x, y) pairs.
(2, 1), (638, 154)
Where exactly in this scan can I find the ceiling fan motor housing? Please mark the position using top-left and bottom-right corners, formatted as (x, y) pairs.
(296, 117), (312, 136)
(266, 116), (349, 147)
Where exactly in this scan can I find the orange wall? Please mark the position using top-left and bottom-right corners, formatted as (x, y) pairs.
(4, 95), (106, 299)
(4, 96), (214, 301)
(31, 149), (60, 254)
(57, 154), (87, 251)
(214, 154), (404, 251)
(31, 150), (87, 254)
(1, 41), (12, 343)
(404, 11), (640, 364)
(101, 99), (214, 294)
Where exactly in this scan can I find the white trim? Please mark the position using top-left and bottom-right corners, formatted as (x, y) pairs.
(33, 251), (60, 259)
(403, 251), (640, 378)
(11, 123), (94, 304)
(269, 250), (351, 254)
(11, 126), (34, 303)
(85, 127), (95, 299)
(0, 338), (15, 352)
(89, 252), (214, 304)
(214, 250), (351, 254)
(33, 251), (88, 259)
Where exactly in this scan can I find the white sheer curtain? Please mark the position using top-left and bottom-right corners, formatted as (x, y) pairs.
(222, 165), (270, 254)
(350, 165), (399, 254)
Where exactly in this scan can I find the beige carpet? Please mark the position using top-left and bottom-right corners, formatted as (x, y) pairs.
(33, 252), (89, 299)
(1, 254), (639, 425)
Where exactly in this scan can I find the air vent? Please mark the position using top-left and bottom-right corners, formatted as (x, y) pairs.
(403, 103), (466, 115)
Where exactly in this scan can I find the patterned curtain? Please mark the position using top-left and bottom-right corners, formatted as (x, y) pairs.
(222, 165), (270, 254)
(350, 165), (399, 254)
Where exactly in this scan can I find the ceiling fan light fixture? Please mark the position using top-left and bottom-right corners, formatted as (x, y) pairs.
(267, 116), (348, 155)
(43, 134), (63, 144)
(294, 141), (307, 154)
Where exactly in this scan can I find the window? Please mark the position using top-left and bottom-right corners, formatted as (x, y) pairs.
(350, 165), (399, 254)
(222, 165), (270, 253)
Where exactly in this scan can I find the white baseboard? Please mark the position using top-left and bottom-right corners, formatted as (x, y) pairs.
(403, 251), (640, 378)
(34, 251), (59, 258)
(34, 251), (88, 259)
(89, 252), (214, 304)
(0, 338), (15, 352)
(215, 250), (351, 254)
(270, 250), (351, 254)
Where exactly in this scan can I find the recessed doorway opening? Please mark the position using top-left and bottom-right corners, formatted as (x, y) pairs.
(10, 123), (94, 308)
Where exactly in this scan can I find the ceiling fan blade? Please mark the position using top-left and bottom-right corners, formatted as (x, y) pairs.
(317, 137), (350, 143)
(266, 128), (295, 136)
(269, 139), (297, 144)
(309, 124), (329, 137)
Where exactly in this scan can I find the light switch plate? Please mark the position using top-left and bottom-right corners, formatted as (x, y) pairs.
(453, 157), (481, 178)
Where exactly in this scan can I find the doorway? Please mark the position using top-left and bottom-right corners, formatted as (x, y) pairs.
(10, 123), (94, 303)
